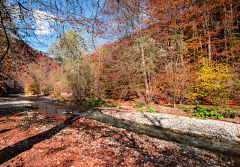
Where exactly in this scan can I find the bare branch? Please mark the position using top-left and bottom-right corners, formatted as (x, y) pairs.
(0, 9), (10, 64)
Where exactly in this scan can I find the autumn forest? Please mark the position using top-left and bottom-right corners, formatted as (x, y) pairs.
(1, 0), (240, 108)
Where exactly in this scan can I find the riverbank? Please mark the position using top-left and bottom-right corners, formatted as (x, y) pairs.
(0, 112), (235, 166)
(0, 96), (239, 166)
(100, 109), (240, 142)
(0, 97), (34, 116)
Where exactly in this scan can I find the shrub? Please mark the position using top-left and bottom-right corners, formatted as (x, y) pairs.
(129, 103), (137, 107)
(58, 97), (65, 101)
(189, 59), (233, 106)
(178, 101), (240, 119)
(178, 105), (193, 113)
(138, 109), (145, 112)
(146, 109), (156, 113)
(129, 103), (147, 108)
(193, 104), (224, 119)
(105, 102), (110, 107)
(86, 99), (106, 107)
(111, 103), (118, 107)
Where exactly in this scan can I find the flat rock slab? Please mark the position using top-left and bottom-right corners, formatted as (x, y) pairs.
(0, 98), (34, 117)
(0, 97), (34, 108)
(101, 110), (240, 142)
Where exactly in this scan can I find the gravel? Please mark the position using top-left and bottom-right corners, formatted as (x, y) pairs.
(101, 110), (240, 142)
(0, 97), (33, 108)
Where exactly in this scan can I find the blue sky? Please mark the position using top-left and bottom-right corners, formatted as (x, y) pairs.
(29, 9), (105, 54)
(9, 0), (109, 55)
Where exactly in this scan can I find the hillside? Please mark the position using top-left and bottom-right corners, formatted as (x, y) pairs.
(0, 30), (60, 95)
(89, 0), (240, 107)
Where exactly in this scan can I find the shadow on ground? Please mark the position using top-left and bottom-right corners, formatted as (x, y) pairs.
(0, 115), (80, 165)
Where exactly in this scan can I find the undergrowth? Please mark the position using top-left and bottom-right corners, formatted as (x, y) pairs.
(86, 99), (118, 107)
(177, 101), (240, 119)
(137, 108), (156, 113)
(57, 97), (118, 107)
(129, 103), (147, 108)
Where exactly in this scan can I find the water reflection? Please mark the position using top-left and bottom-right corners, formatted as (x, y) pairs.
(46, 108), (82, 117)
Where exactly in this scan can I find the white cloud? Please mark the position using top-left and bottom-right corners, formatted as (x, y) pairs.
(5, 2), (21, 20)
(33, 10), (56, 35)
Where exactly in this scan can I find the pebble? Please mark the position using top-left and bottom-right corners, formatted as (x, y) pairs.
(101, 110), (240, 142)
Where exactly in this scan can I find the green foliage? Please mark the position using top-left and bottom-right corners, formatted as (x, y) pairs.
(111, 103), (118, 107)
(48, 30), (86, 64)
(137, 109), (145, 112)
(129, 103), (147, 108)
(222, 108), (238, 118)
(135, 108), (156, 113)
(178, 102), (239, 119)
(129, 103), (136, 107)
(129, 35), (159, 103)
(146, 109), (156, 113)
(48, 29), (93, 97)
(104, 102), (111, 107)
(217, 114), (224, 119)
(192, 104), (240, 119)
(178, 104), (194, 113)
(86, 99), (106, 107)
(85, 99), (118, 107)
(193, 104), (223, 119)
(58, 97), (65, 101)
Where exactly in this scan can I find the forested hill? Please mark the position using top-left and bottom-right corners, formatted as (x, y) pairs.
(89, 0), (240, 107)
(0, 30), (60, 94)
(1, 0), (240, 107)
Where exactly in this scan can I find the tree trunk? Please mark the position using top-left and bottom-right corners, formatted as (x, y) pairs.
(140, 43), (150, 103)
(208, 36), (211, 60)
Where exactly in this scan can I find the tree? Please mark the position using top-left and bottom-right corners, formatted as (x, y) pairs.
(190, 58), (233, 106)
(1, 0), (103, 95)
(100, 0), (160, 103)
(23, 57), (59, 95)
(147, 0), (240, 106)
(159, 33), (189, 107)
(128, 35), (159, 103)
(48, 29), (92, 98)
(101, 0), (149, 39)
(0, 0), (102, 65)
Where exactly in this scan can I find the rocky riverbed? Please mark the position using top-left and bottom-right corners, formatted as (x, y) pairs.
(100, 109), (240, 142)
(0, 113), (236, 166)
(0, 97), (240, 166)
(0, 97), (34, 116)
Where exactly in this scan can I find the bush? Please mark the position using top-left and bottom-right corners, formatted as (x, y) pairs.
(146, 109), (156, 113)
(193, 104), (223, 119)
(111, 103), (118, 107)
(137, 109), (145, 112)
(86, 99), (106, 107)
(105, 102), (110, 107)
(178, 101), (240, 119)
(58, 97), (65, 101)
(178, 105), (194, 113)
(129, 103), (137, 107)
(129, 103), (147, 108)
(222, 108), (240, 118)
